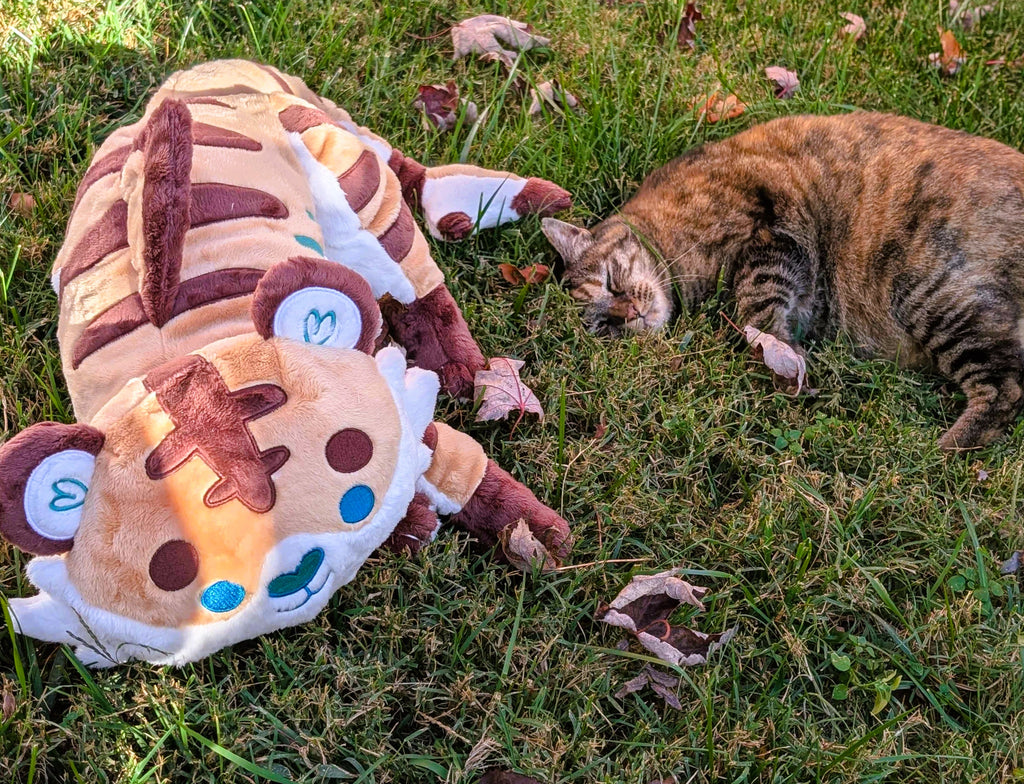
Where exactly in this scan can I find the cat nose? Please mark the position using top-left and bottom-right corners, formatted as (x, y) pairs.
(625, 302), (640, 321)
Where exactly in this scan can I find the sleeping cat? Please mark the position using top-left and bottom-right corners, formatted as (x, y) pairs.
(542, 112), (1024, 450)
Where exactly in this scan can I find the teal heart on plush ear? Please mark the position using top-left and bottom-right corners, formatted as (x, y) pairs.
(303, 309), (337, 345)
(49, 478), (88, 512)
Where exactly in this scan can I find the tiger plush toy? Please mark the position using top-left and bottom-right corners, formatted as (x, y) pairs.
(0, 60), (572, 666)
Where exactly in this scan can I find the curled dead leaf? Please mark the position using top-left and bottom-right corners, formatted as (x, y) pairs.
(528, 80), (581, 115)
(839, 12), (866, 41)
(7, 192), (35, 215)
(615, 664), (683, 710)
(691, 91), (745, 123)
(676, 2), (703, 50)
(742, 325), (808, 395)
(596, 568), (735, 667)
(499, 518), (560, 572)
(764, 66), (799, 99)
(413, 81), (478, 132)
(498, 262), (551, 285)
(929, 29), (965, 75)
(474, 357), (544, 423)
(479, 772), (545, 784)
(1, 679), (15, 722)
(451, 15), (550, 68)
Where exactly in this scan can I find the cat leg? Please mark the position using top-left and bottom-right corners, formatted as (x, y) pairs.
(417, 423), (572, 560)
(732, 239), (812, 344)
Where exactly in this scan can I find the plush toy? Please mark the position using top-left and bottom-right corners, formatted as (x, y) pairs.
(0, 60), (572, 666)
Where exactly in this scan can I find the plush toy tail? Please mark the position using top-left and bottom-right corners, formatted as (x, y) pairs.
(387, 155), (572, 241)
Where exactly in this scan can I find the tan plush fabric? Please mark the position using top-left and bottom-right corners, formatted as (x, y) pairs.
(423, 423), (489, 508)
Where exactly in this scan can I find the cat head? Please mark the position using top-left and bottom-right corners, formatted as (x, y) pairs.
(542, 218), (673, 337)
(0, 257), (438, 666)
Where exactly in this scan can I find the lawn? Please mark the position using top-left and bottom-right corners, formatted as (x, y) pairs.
(2, 0), (1024, 781)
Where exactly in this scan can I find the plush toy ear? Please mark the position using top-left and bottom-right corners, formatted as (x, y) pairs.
(541, 218), (595, 269)
(251, 257), (382, 353)
(0, 422), (104, 555)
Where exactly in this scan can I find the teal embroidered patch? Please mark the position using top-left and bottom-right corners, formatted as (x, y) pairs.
(303, 309), (337, 345)
(267, 548), (325, 598)
(294, 234), (324, 255)
(49, 478), (88, 512)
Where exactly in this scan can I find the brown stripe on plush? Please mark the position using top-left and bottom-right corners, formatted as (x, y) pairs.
(277, 104), (332, 133)
(377, 202), (415, 261)
(337, 149), (380, 213)
(189, 183), (288, 227)
(59, 199), (129, 295)
(71, 294), (148, 369)
(183, 97), (231, 108)
(71, 269), (265, 368)
(192, 122), (262, 151)
(387, 148), (426, 207)
(257, 63), (294, 94)
(72, 146), (131, 211)
(139, 99), (193, 327)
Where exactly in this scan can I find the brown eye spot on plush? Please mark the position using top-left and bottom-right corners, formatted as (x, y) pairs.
(325, 428), (374, 473)
(144, 355), (290, 513)
(148, 539), (200, 591)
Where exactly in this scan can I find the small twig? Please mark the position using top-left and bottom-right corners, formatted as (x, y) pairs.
(554, 557), (649, 573)
(718, 309), (744, 335)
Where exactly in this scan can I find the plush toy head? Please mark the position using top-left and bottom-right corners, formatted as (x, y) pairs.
(0, 258), (438, 666)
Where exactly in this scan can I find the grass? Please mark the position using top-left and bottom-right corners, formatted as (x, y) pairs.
(2, 0), (1024, 781)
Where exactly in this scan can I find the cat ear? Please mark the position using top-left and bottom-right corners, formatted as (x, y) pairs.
(0, 422), (104, 555)
(541, 218), (595, 268)
(251, 256), (382, 354)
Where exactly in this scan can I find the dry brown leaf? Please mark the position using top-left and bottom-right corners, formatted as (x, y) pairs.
(676, 2), (704, 50)
(498, 263), (551, 285)
(839, 12), (866, 41)
(1001, 551), (1022, 575)
(412, 81), (478, 132)
(950, 0), (992, 31)
(475, 357), (544, 423)
(691, 91), (746, 123)
(451, 15), (550, 68)
(764, 66), (799, 99)
(742, 325), (808, 395)
(615, 664), (683, 710)
(596, 568), (736, 667)
(479, 772), (544, 784)
(499, 518), (560, 572)
(7, 192), (35, 215)
(929, 29), (965, 75)
(527, 80), (580, 115)
(1, 679), (14, 722)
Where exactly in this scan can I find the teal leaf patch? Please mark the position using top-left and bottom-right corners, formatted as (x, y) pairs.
(294, 234), (324, 255)
(303, 309), (337, 345)
(49, 478), (88, 512)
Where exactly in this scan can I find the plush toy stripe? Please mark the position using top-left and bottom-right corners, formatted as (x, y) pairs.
(377, 201), (416, 263)
(191, 122), (262, 151)
(72, 146), (130, 211)
(58, 200), (129, 297)
(189, 183), (288, 226)
(336, 149), (380, 213)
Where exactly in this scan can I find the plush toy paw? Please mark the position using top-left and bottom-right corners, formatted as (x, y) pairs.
(378, 493), (440, 555)
(509, 178), (573, 217)
(452, 459), (572, 560)
(435, 212), (475, 241)
(437, 360), (477, 399)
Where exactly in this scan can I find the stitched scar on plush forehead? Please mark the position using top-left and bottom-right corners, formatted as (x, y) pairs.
(142, 354), (290, 513)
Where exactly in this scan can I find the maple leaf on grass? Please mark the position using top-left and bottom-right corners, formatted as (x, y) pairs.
(690, 91), (745, 123)
(474, 358), (544, 424)
(615, 664), (683, 710)
(676, 2), (703, 50)
(451, 15), (550, 68)
(498, 263), (550, 285)
(764, 66), (799, 99)
(499, 518), (560, 573)
(839, 12), (866, 41)
(929, 29), (965, 75)
(412, 81), (478, 132)
(596, 568), (736, 667)
(742, 325), (810, 395)
(527, 80), (581, 115)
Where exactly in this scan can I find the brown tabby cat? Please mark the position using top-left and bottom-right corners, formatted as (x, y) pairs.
(542, 112), (1024, 450)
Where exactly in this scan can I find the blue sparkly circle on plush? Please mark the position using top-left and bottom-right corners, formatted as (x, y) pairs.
(201, 581), (246, 613)
(339, 485), (374, 524)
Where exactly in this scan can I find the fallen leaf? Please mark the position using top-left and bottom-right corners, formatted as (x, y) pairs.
(839, 12), (866, 41)
(929, 29), (965, 75)
(527, 80), (580, 115)
(451, 15), (550, 68)
(676, 2), (704, 50)
(1, 680), (14, 722)
(596, 568), (736, 667)
(977, 468), (989, 481)
(7, 192), (35, 215)
(691, 91), (745, 123)
(475, 357), (544, 423)
(764, 66), (799, 99)
(499, 518), (560, 572)
(498, 262), (551, 284)
(950, 0), (992, 31)
(413, 81), (478, 132)
(1001, 551), (1022, 575)
(742, 325), (808, 395)
(479, 772), (544, 784)
(615, 664), (683, 710)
